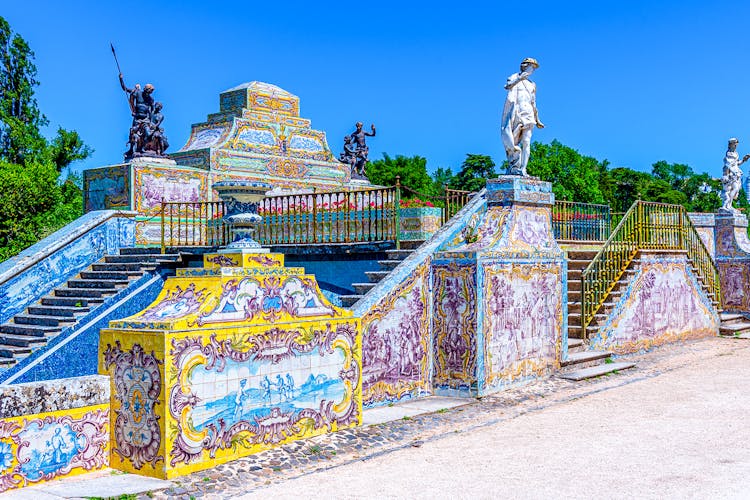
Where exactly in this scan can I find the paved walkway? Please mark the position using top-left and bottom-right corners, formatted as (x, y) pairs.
(10, 337), (750, 499)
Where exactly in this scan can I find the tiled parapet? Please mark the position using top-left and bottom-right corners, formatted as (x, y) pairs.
(99, 251), (361, 479)
(588, 250), (718, 354)
(715, 213), (750, 313)
(0, 375), (110, 493)
(399, 207), (442, 241)
(687, 212), (716, 258)
(433, 176), (565, 397)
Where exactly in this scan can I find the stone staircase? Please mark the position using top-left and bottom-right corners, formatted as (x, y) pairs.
(560, 245), (634, 380)
(0, 248), (180, 369)
(719, 312), (750, 338)
(559, 338), (635, 381)
(339, 241), (423, 308)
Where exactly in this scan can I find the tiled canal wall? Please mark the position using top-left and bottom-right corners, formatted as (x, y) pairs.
(0, 376), (110, 493)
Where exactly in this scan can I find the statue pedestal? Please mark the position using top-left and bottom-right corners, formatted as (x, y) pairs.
(99, 252), (361, 478)
(431, 176), (565, 397)
(714, 212), (750, 313)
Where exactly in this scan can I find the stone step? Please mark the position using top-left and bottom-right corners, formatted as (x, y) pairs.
(562, 350), (612, 368)
(720, 322), (750, 336)
(41, 296), (90, 307)
(91, 262), (143, 272)
(559, 362), (636, 381)
(720, 313), (746, 324)
(365, 271), (390, 283)
(568, 280), (581, 292)
(0, 344), (32, 358)
(567, 338), (585, 353)
(400, 240), (426, 250)
(80, 270), (135, 281)
(353, 283), (377, 295)
(0, 333), (48, 348)
(67, 279), (128, 289)
(105, 255), (159, 264)
(0, 357), (15, 367)
(339, 295), (363, 307)
(386, 250), (414, 261)
(14, 314), (73, 327)
(566, 250), (600, 261)
(0, 323), (62, 337)
(27, 305), (90, 318)
(54, 287), (112, 298)
(568, 269), (582, 280)
(377, 260), (402, 271)
(567, 259), (594, 271)
(119, 247), (170, 255)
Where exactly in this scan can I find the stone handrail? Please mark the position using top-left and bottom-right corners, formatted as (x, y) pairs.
(0, 210), (136, 287)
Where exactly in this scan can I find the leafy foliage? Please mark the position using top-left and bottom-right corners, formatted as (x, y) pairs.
(448, 154), (496, 192)
(0, 16), (90, 260)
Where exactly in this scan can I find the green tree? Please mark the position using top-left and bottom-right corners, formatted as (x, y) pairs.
(0, 16), (90, 259)
(449, 154), (496, 192)
(527, 140), (607, 204)
(430, 166), (454, 197)
(366, 153), (433, 194)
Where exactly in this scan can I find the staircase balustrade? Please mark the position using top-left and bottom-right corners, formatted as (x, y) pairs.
(580, 201), (720, 338)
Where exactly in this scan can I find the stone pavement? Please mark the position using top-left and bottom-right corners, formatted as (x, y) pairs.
(9, 336), (750, 499)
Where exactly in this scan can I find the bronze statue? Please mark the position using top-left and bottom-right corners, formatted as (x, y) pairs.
(340, 122), (376, 178)
(112, 44), (170, 160)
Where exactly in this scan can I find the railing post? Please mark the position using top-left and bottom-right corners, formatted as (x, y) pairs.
(395, 176), (401, 250)
(160, 200), (166, 254)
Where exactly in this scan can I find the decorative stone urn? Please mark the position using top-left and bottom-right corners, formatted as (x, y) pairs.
(212, 180), (271, 251)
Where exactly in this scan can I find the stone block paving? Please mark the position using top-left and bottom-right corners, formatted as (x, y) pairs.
(138, 337), (749, 500)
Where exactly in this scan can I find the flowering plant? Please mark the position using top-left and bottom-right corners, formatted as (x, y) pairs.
(400, 198), (435, 208)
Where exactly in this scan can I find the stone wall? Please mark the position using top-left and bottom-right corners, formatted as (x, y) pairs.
(0, 376), (110, 493)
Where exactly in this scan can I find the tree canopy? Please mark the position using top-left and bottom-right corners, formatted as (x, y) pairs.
(0, 16), (91, 260)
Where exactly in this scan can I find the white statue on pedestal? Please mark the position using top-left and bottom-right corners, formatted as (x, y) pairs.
(501, 57), (545, 176)
(720, 137), (750, 214)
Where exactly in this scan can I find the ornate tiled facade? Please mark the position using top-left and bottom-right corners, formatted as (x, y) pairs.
(0, 376), (110, 493)
(99, 251), (361, 478)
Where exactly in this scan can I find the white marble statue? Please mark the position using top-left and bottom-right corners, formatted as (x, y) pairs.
(501, 57), (545, 176)
(720, 137), (750, 214)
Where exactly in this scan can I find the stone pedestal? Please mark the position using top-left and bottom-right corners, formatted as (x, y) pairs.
(99, 252), (361, 478)
(430, 176), (565, 397)
(715, 212), (750, 312)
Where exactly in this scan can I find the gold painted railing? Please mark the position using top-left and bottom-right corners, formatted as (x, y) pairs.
(257, 186), (399, 245)
(580, 201), (721, 338)
(159, 186), (399, 251)
(160, 201), (229, 252)
(552, 201), (611, 241)
(444, 188), (473, 223)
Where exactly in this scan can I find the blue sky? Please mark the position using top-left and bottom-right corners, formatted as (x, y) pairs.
(3, 1), (749, 179)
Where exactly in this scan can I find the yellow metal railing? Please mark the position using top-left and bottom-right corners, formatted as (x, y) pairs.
(552, 200), (611, 241)
(160, 201), (229, 253)
(581, 201), (720, 337)
(444, 188), (473, 224)
(258, 186), (399, 245)
(159, 186), (399, 251)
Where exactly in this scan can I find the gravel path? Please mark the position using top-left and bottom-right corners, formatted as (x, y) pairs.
(153, 337), (750, 499)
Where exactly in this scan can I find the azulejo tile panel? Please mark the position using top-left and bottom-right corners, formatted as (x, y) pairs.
(0, 405), (109, 493)
(100, 252), (361, 478)
(166, 321), (360, 476)
(432, 263), (477, 394)
(590, 253), (719, 354)
(361, 261), (432, 407)
(480, 261), (563, 394)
